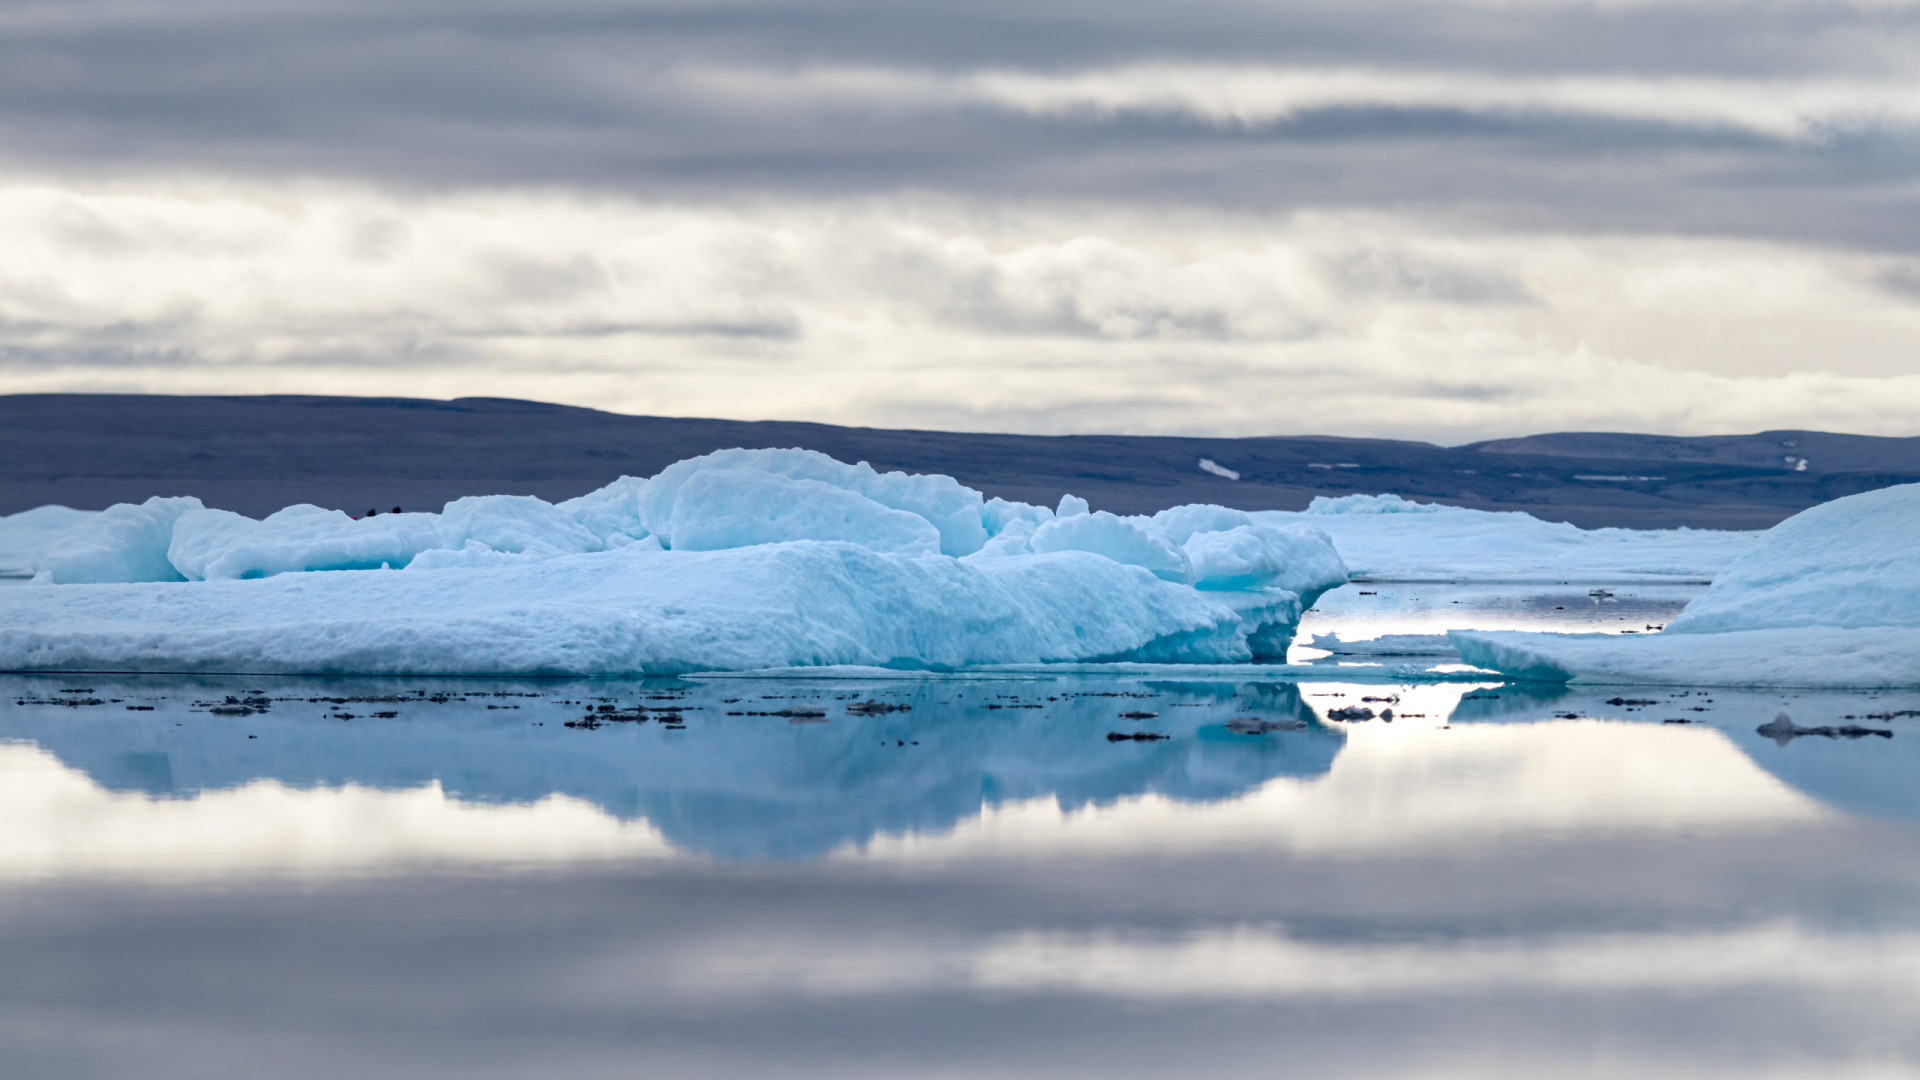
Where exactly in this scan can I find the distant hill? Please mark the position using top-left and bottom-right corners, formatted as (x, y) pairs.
(4, 394), (1917, 530)
(1464, 431), (1920, 473)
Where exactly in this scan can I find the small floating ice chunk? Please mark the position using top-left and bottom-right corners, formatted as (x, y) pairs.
(1198, 458), (1240, 481)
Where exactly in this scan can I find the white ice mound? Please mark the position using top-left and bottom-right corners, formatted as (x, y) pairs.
(35, 497), (203, 584)
(630, 448), (988, 555)
(655, 470), (942, 555)
(0, 449), (1351, 675)
(1254, 494), (1759, 582)
(1451, 483), (1920, 688)
(1185, 524), (1345, 593)
(0, 505), (98, 577)
(1662, 483), (1920, 634)
(1029, 511), (1191, 582)
(168, 505), (441, 580)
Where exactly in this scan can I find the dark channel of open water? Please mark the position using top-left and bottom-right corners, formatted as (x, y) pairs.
(4, 583), (1920, 1078)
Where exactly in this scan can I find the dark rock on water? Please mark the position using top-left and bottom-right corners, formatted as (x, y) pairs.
(1758, 712), (1894, 746)
(204, 694), (272, 717)
(845, 700), (911, 715)
(1327, 706), (1375, 722)
(1107, 731), (1170, 742)
(1225, 716), (1309, 735)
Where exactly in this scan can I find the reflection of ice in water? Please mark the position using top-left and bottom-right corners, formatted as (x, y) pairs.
(1478, 683), (1920, 827)
(0, 676), (1829, 882)
(0, 673), (1343, 873)
(3, 663), (1919, 1077)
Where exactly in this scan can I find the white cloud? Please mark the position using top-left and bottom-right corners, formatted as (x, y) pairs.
(971, 65), (1920, 140)
(5, 179), (1920, 440)
(667, 62), (1920, 142)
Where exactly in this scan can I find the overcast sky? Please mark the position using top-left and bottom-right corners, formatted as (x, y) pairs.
(4, 0), (1920, 441)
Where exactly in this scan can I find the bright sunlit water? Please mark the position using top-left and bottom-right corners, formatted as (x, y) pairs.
(1293, 581), (1703, 645)
(3, 582), (1918, 1078)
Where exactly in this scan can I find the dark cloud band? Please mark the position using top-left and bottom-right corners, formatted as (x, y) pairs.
(1, 0), (1918, 254)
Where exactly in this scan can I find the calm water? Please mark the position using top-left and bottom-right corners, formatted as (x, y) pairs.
(3, 584), (1918, 1078)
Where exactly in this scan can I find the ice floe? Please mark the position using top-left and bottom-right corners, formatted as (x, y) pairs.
(0, 449), (1350, 674)
(1452, 483), (1920, 687)
(1255, 495), (1758, 583)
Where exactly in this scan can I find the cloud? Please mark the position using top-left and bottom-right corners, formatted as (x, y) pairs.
(1, 0), (1919, 434)
(4, 181), (1920, 440)
(970, 65), (1920, 141)
(0, 1), (1914, 248)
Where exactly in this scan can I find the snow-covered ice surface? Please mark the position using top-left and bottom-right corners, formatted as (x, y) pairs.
(0, 544), (1323, 675)
(1257, 493), (1758, 583)
(0, 449), (1349, 675)
(1453, 483), (1920, 687)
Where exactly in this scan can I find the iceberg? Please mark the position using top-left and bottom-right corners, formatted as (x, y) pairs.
(1452, 483), (1920, 688)
(0, 449), (1349, 675)
(1254, 494), (1759, 583)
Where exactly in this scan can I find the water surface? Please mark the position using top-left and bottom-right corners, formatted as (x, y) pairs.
(2, 584), (1917, 1078)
